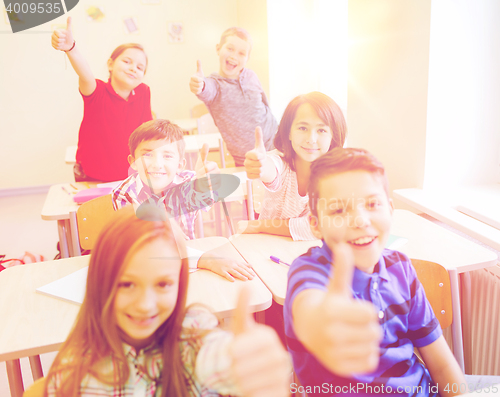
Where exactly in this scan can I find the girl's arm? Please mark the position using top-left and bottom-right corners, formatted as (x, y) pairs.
(244, 127), (277, 183)
(236, 219), (291, 237)
(51, 17), (96, 96)
(419, 336), (466, 396)
(237, 216), (318, 241)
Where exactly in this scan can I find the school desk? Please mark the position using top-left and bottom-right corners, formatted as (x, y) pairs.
(394, 187), (500, 251)
(41, 168), (250, 258)
(41, 182), (96, 258)
(229, 209), (498, 373)
(0, 236), (272, 397)
(65, 132), (222, 165)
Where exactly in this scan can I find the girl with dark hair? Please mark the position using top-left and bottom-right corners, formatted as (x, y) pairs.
(241, 92), (347, 241)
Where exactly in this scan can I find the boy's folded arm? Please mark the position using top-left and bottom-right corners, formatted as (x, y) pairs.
(197, 245), (255, 282)
(419, 335), (466, 396)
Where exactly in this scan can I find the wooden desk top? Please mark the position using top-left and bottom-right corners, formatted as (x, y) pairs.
(184, 132), (222, 153)
(41, 183), (93, 221)
(394, 188), (500, 252)
(230, 209), (498, 304)
(42, 169), (248, 221)
(0, 237), (271, 362)
(229, 234), (320, 305)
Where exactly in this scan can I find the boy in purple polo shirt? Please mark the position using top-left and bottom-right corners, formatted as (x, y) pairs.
(189, 27), (277, 166)
(283, 148), (465, 396)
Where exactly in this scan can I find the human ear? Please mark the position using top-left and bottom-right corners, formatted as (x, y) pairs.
(107, 58), (114, 72)
(216, 43), (221, 55)
(388, 198), (395, 214)
(128, 154), (138, 171)
(178, 157), (186, 171)
(308, 213), (323, 240)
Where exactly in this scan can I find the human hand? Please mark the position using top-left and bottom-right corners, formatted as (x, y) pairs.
(231, 287), (290, 397)
(198, 253), (255, 282)
(194, 143), (220, 194)
(51, 16), (74, 51)
(244, 127), (268, 180)
(189, 60), (205, 95)
(236, 220), (262, 235)
(297, 242), (382, 377)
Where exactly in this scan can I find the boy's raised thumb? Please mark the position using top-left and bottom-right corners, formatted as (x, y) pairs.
(196, 60), (204, 77)
(199, 143), (209, 164)
(327, 242), (355, 298)
(66, 16), (72, 31)
(254, 126), (265, 152)
(232, 285), (254, 336)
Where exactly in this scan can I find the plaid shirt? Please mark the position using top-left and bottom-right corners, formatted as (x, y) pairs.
(47, 309), (241, 396)
(112, 171), (215, 240)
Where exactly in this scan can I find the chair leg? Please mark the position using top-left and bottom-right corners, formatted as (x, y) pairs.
(29, 355), (43, 381)
(6, 359), (24, 397)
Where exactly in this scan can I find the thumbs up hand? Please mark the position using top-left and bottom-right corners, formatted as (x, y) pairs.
(51, 17), (74, 51)
(190, 60), (205, 95)
(194, 143), (220, 194)
(244, 127), (270, 180)
(293, 242), (382, 377)
(230, 287), (290, 397)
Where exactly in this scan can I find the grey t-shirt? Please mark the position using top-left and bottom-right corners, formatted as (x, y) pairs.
(197, 69), (278, 165)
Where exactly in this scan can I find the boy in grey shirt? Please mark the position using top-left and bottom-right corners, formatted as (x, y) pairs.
(189, 27), (277, 166)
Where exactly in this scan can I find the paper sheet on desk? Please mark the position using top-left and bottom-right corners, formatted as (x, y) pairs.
(231, 172), (248, 183)
(36, 247), (205, 304)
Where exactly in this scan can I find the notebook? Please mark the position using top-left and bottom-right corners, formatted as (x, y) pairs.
(36, 247), (206, 304)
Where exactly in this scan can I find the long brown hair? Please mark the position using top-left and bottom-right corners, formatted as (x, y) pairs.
(274, 91), (347, 172)
(44, 206), (190, 396)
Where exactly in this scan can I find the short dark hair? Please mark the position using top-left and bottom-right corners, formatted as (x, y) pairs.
(308, 148), (389, 216)
(274, 92), (347, 172)
(129, 119), (186, 159)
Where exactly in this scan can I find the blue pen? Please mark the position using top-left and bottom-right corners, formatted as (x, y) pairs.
(270, 255), (290, 266)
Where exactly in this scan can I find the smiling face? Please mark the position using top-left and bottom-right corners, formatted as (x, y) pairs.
(108, 48), (147, 91)
(129, 139), (185, 194)
(114, 237), (181, 350)
(289, 103), (333, 164)
(310, 170), (394, 273)
(216, 35), (250, 79)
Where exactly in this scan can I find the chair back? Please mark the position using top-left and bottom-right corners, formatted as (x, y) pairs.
(190, 103), (209, 119)
(76, 194), (115, 250)
(23, 377), (46, 397)
(197, 113), (219, 135)
(411, 259), (453, 329)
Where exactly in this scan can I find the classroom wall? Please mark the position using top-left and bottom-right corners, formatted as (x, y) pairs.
(236, 0), (270, 96)
(346, 0), (432, 197)
(267, 0), (348, 120)
(424, 0), (500, 189)
(0, 0), (269, 190)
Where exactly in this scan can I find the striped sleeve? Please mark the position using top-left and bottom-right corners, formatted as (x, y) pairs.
(289, 215), (318, 241)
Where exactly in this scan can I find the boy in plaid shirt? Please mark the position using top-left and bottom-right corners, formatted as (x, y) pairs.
(112, 119), (254, 282)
